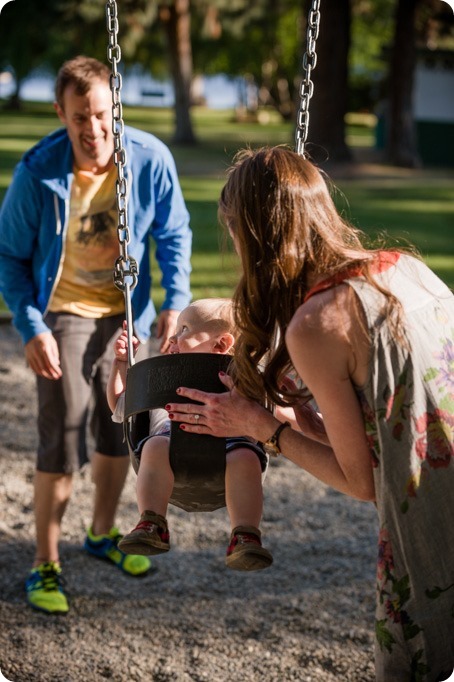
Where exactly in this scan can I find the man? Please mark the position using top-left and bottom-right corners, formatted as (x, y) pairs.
(0, 56), (192, 613)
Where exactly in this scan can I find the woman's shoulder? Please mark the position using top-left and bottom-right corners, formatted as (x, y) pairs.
(287, 284), (370, 387)
(291, 284), (356, 336)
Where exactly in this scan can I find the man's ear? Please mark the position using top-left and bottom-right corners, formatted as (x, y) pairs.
(213, 333), (234, 354)
(54, 101), (66, 124)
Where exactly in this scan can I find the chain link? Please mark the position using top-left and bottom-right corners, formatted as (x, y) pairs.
(106, 0), (138, 365)
(106, 0), (138, 294)
(295, 0), (321, 157)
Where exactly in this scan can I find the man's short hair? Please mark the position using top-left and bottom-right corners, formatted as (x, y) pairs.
(55, 55), (110, 108)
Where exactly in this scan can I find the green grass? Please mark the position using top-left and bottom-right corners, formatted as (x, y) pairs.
(333, 179), (454, 271)
(0, 101), (453, 313)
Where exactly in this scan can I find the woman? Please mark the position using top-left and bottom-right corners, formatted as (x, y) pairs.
(166, 147), (454, 681)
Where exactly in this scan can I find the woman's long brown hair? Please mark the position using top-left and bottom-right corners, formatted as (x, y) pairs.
(218, 146), (407, 407)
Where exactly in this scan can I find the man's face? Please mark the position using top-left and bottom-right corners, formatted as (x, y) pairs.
(54, 79), (114, 173)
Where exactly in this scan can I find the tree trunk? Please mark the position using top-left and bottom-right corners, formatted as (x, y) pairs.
(387, 0), (422, 167)
(160, 0), (197, 145)
(301, 0), (352, 163)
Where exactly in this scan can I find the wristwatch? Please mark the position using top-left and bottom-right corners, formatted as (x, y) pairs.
(263, 421), (291, 457)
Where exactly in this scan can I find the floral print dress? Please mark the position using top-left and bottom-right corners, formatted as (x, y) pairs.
(344, 254), (454, 681)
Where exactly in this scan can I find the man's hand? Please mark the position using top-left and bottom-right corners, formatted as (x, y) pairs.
(25, 332), (62, 380)
(156, 309), (179, 353)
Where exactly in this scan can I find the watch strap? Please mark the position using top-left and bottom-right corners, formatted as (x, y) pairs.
(265, 420), (291, 456)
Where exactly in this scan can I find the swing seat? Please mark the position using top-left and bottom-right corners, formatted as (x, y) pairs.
(123, 353), (232, 512)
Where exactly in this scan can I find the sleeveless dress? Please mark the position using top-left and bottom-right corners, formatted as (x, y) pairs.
(306, 253), (454, 681)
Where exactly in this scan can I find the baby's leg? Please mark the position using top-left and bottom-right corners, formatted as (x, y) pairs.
(136, 436), (174, 517)
(225, 447), (263, 529)
(118, 436), (173, 556)
(224, 447), (272, 571)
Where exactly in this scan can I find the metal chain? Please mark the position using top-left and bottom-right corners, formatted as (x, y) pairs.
(106, 0), (138, 366)
(295, 0), (321, 157)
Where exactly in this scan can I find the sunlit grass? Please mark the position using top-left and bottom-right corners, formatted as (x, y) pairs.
(346, 133), (375, 148)
(425, 255), (454, 281)
(0, 138), (39, 152)
(179, 177), (224, 201)
(335, 182), (454, 263)
(0, 102), (453, 316)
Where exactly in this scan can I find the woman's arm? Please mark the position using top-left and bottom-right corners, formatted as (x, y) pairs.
(284, 286), (375, 501)
(276, 375), (330, 446)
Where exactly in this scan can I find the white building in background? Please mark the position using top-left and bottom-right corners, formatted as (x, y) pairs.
(413, 49), (454, 166)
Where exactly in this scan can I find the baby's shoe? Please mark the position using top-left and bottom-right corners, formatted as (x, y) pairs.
(118, 511), (170, 556)
(225, 525), (273, 571)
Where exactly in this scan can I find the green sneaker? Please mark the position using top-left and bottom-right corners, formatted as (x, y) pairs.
(25, 562), (69, 614)
(84, 526), (154, 576)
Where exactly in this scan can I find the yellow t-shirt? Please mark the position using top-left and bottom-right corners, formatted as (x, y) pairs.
(50, 166), (125, 317)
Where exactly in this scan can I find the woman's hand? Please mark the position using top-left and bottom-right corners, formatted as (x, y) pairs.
(165, 372), (277, 442)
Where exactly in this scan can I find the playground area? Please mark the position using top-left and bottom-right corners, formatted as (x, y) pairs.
(0, 134), (453, 680)
(0, 320), (379, 682)
(0, 1), (453, 676)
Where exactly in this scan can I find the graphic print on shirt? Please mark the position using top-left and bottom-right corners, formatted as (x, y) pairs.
(50, 166), (124, 317)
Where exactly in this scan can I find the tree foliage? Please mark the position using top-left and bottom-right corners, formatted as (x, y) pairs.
(192, 0), (302, 118)
(349, 0), (396, 110)
(0, 0), (64, 105)
(1, 0), (453, 162)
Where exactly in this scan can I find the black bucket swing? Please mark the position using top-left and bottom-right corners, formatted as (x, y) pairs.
(123, 353), (231, 512)
(105, 0), (321, 513)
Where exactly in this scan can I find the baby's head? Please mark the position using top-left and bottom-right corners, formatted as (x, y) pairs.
(168, 298), (235, 355)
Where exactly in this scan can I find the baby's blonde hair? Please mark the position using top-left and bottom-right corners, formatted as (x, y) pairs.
(186, 298), (235, 339)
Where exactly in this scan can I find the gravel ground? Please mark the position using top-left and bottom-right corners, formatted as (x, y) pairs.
(0, 321), (379, 681)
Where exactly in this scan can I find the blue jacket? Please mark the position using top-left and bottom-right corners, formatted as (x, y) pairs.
(0, 125), (192, 344)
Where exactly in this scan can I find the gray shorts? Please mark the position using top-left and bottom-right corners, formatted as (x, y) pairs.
(36, 312), (149, 474)
(135, 430), (268, 473)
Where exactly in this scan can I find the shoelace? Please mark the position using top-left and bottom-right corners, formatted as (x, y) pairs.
(37, 564), (64, 591)
(109, 531), (123, 547)
(134, 520), (170, 543)
(235, 532), (261, 546)
(135, 520), (159, 533)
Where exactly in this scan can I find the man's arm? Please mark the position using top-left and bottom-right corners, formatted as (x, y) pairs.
(150, 146), (192, 351)
(0, 164), (52, 345)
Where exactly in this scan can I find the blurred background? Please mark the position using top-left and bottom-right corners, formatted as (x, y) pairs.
(1, 0), (454, 164)
(0, 0), (453, 303)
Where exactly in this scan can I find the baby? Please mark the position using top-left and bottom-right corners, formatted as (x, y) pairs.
(107, 298), (272, 571)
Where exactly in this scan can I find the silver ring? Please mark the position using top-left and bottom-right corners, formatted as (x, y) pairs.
(194, 414), (201, 424)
